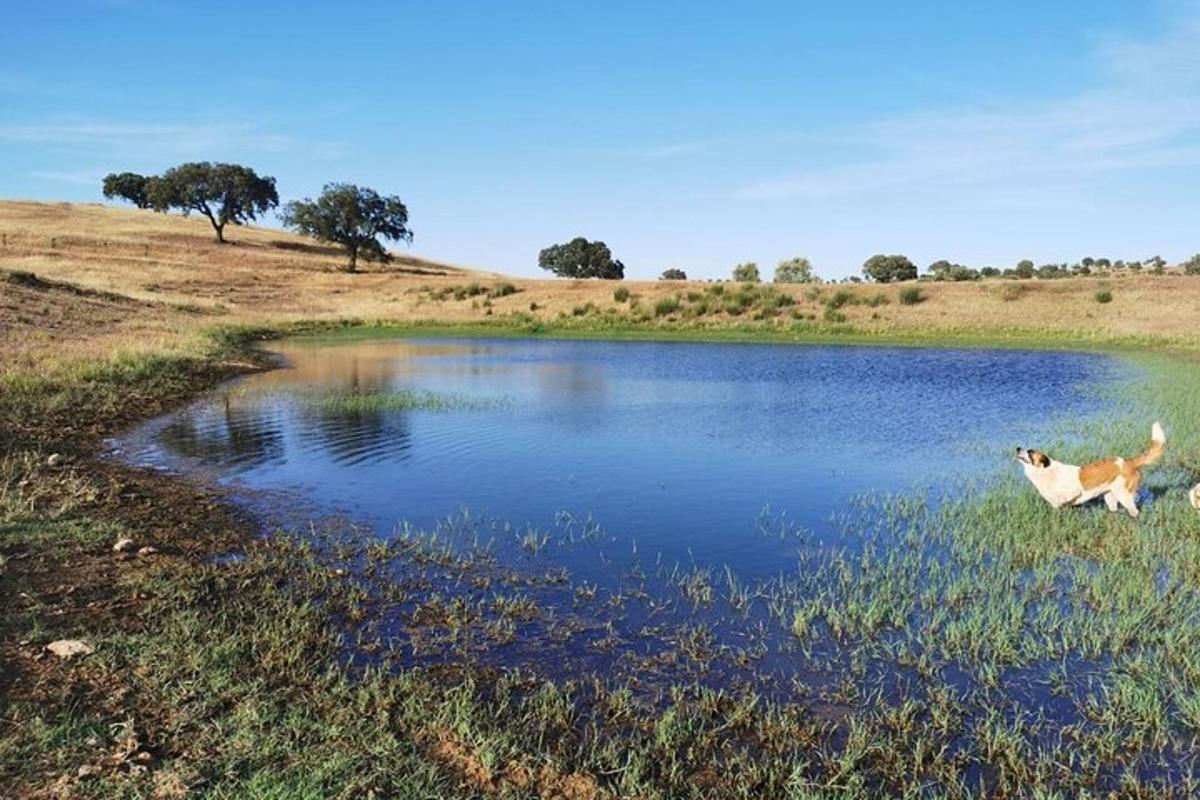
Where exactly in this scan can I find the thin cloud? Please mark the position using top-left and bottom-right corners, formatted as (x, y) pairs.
(28, 169), (106, 186)
(735, 6), (1200, 201)
(640, 141), (708, 158)
(0, 121), (291, 156)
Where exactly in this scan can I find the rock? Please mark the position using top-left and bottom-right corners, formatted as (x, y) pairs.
(137, 546), (158, 557)
(45, 639), (94, 659)
(46, 452), (65, 467)
(112, 538), (135, 553)
(1190, 483), (1200, 510)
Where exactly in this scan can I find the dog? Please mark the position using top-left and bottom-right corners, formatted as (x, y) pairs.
(1015, 422), (1164, 518)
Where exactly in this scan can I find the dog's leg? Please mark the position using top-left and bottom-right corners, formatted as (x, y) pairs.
(1104, 492), (1119, 513)
(1114, 487), (1139, 518)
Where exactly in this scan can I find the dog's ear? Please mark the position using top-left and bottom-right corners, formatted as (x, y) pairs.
(1033, 452), (1051, 468)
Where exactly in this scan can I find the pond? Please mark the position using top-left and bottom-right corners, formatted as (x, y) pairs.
(117, 337), (1120, 576)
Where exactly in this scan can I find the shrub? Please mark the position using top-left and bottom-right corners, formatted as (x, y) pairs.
(1094, 289), (1113, 304)
(774, 257), (815, 284)
(654, 297), (681, 316)
(732, 262), (761, 283)
(823, 307), (847, 323)
(898, 287), (924, 305)
(1000, 284), (1026, 302)
(1183, 254), (1200, 275)
(866, 293), (889, 307)
(613, 286), (631, 303)
(826, 289), (854, 309)
(660, 268), (687, 280)
(487, 282), (520, 298)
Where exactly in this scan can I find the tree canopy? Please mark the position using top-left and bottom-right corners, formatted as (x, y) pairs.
(281, 183), (413, 272)
(773, 256), (815, 284)
(926, 259), (980, 281)
(660, 268), (687, 280)
(102, 172), (154, 209)
(145, 162), (278, 243)
(862, 254), (916, 283)
(732, 262), (761, 282)
(537, 238), (624, 279)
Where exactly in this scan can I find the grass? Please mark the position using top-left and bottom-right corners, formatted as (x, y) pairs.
(6, 314), (1200, 796)
(7, 200), (1200, 795)
(898, 286), (924, 305)
(300, 388), (500, 413)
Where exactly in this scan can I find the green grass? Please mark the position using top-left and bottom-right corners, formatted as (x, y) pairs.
(299, 388), (500, 414)
(898, 286), (924, 305)
(7, 315), (1200, 796)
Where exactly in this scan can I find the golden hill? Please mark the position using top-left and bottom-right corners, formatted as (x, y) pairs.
(3, 200), (1200, 372)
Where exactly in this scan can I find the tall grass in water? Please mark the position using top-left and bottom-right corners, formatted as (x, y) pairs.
(299, 388), (501, 413)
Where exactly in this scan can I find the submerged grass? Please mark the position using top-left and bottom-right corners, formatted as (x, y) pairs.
(301, 388), (501, 414)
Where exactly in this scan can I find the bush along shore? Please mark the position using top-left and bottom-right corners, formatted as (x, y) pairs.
(4, 319), (1200, 797)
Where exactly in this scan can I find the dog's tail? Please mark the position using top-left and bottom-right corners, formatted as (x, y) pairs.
(1128, 422), (1166, 469)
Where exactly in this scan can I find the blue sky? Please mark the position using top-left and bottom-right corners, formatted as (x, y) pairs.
(3, 1), (1198, 278)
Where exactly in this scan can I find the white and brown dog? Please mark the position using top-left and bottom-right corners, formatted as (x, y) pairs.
(1016, 423), (1164, 518)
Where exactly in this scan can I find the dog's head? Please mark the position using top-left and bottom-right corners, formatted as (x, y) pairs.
(1015, 447), (1052, 469)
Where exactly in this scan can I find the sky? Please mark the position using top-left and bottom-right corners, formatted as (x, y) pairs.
(2, 1), (1199, 279)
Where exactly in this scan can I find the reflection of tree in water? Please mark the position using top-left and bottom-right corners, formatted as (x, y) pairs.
(159, 396), (285, 468)
(300, 404), (415, 466)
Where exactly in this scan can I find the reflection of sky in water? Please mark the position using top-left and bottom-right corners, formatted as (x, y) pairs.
(120, 337), (1125, 579)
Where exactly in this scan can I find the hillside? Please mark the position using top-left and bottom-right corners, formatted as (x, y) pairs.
(3, 201), (1200, 372)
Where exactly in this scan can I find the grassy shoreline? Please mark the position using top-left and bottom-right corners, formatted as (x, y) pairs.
(5, 308), (1200, 796)
(271, 315), (1200, 354)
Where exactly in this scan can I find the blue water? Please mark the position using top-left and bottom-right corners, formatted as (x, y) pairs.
(116, 337), (1123, 580)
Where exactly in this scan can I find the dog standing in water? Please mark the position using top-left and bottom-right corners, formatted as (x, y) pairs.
(1015, 423), (1165, 518)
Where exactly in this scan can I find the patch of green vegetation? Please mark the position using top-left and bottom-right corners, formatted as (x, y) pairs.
(898, 286), (924, 305)
(1000, 283), (1027, 302)
(1096, 288), (1114, 304)
(612, 286), (631, 303)
(300, 388), (501, 414)
(653, 297), (681, 317)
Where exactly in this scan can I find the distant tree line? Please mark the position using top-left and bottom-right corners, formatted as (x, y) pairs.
(102, 164), (411, 272)
(103, 167), (1198, 281)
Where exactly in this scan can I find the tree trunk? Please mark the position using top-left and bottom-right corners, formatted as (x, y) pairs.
(345, 245), (358, 273)
(198, 204), (225, 243)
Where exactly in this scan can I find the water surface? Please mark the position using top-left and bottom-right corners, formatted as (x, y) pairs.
(118, 336), (1121, 578)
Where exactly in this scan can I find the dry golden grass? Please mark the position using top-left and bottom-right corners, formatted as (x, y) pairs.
(3, 200), (1200, 373)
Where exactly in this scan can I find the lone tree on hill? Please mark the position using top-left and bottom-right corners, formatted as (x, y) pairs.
(146, 162), (278, 243)
(102, 172), (154, 209)
(538, 237), (624, 279)
(660, 268), (687, 280)
(282, 183), (413, 272)
(774, 256), (815, 283)
(732, 262), (761, 282)
(862, 254), (916, 283)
